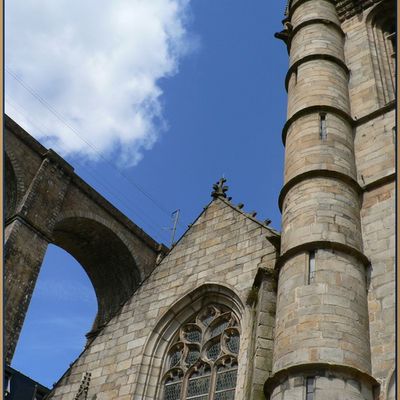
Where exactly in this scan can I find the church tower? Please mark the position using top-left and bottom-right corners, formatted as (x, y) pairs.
(4, 1), (394, 399)
(265, 0), (395, 399)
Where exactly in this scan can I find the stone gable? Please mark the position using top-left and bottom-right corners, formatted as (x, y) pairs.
(47, 197), (279, 400)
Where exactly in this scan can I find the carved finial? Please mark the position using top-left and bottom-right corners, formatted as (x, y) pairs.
(237, 203), (244, 209)
(211, 177), (229, 199)
(250, 212), (257, 218)
(264, 219), (272, 226)
(74, 372), (91, 400)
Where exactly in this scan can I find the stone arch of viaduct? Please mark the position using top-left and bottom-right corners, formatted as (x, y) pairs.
(4, 115), (168, 364)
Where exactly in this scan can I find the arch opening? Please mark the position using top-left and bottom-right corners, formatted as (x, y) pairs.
(11, 244), (97, 388)
(52, 216), (142, 336)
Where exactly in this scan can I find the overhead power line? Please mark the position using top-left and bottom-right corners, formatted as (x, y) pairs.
(6, 96), (172, 243)
(5, 67), (189, 231)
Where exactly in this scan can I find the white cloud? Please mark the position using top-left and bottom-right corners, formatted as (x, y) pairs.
(6, 0), (196, 166)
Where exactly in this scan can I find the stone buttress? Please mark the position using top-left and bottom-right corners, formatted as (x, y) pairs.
(265, 0), (379, 398)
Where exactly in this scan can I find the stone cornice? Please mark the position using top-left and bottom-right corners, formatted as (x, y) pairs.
(276, 241), (370, 270)
(282, 105), (353, 145)
(264, 363), (379, 398)
(285, 54), (349, 91)
(278, 169), (362, 211)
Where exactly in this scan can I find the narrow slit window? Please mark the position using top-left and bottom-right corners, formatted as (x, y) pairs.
(319, 113), (327, 140)
(308, 251), (316, 284)
(305, 377), (315, 400)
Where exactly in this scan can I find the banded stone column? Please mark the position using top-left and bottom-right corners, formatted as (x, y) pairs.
(265, 0), (378, 398)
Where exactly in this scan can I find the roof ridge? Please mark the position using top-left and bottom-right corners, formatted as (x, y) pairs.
(218, 197), (280, 237)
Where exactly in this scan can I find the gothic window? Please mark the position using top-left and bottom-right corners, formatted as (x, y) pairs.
(368, 1), (396, 105)
(161, 305), (240, 400)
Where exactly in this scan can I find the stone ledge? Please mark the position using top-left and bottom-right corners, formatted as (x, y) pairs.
(288, 0), (337, 19)
(282, 105), (352, 145)
(286, 18), (344, 54)
(278, 169), (362, 211)
(285, 54), (349, 91)
(276, 240), (370, 270)
(264, 362), (380, 399)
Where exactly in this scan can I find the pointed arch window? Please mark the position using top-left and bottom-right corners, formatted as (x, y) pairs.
(368, 1), (396, 105)
(161, 305), (240, 400)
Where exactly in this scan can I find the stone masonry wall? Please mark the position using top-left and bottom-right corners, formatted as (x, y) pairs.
(361, 181), (395, 393)
(341, 2), (396, 396)
(284, 114), (357, 183)
(249, 270), (277, 399)
(273, 250), (371, 373)
(269, 370), (375, 400)
(47, 198), (278, 400)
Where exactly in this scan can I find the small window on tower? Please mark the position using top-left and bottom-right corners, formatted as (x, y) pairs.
(308, 251), (316, 284)
(319, 113), (327, 140)
(305, 377), (315, 400)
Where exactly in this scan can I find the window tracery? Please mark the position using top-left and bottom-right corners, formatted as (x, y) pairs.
(161, 305), (240, 400)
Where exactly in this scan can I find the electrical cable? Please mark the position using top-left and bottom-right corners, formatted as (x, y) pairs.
(6, 67), (189, 230)
(5, 97), (173, 243)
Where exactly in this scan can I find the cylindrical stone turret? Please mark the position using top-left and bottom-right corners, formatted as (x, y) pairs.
(265, 0), (378, 398)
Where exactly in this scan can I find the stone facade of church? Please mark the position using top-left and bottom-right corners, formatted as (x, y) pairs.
(5, 0), (395, 399)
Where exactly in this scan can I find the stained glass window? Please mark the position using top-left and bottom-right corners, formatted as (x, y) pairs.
(206, 342), (221, 361)
(200, 308), (216, 327)
(164, 370), (184, 400)
(210, 320), (229, 338)
(162, 305), (240, 399)
(214, 359), (238, 400)
(187, 365), (211, 399)
(226, 334), (239, 354)
(186, 348), (200, 365)
(185, 327), (202, 343)
(169, 345), (183, 368)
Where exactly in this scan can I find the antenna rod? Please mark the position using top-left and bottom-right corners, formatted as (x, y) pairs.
(171, 209), (180, 246)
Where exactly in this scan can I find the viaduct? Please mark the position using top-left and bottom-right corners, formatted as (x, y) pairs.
(4, 115), (168, 364)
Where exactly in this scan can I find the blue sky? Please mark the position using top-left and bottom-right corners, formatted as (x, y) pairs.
(7, 0), (288, 387)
